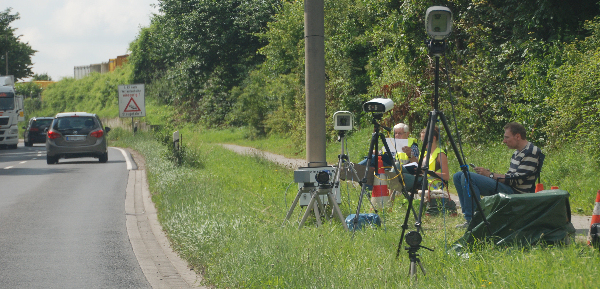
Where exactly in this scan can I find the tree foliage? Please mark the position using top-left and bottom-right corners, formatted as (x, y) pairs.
(0, 8), (36, 80)
(123, 0), (600, 153)
(128, 0), (280, 125)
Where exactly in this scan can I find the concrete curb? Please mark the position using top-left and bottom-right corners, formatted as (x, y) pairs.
(123, 151), (205, 288)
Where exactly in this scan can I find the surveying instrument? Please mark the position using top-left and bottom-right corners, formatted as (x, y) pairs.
(282, 112), (352, 230)
(394, 6), (491, 280)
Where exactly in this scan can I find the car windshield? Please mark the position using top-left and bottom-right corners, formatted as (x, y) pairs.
(32, 119), (53, 128)
(53, 117), (98, 135)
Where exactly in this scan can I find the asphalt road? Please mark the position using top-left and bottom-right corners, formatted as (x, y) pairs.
(0, 143), (150, 288)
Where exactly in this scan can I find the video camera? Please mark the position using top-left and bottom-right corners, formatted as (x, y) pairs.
(363, 98), (394, 114)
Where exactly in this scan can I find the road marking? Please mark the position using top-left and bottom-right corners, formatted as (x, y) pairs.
(113, 147), (133, 170)
(32, 158), (37, 160)
(4, 166), (13, 169)
(20, 161), (27, 164)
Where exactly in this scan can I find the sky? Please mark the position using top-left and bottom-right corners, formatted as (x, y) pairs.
(4, 0), (160, 81)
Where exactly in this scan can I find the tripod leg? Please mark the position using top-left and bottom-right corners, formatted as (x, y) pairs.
(438, 112), (492, 234)
(315, 192), (329, 222)
(299, 193), (318, 229)
(417, 259), (426, 275)
(378, 133), (419, 219)
(416, 114), (437, 231)
(283, 188), (303, 224)
(409, 261), (417, 279)
(313, 196), (323, 226)
(328, 192), (349, 231)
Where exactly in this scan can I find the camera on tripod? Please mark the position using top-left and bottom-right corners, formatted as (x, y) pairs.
(363, 98), (394, 113)
(333, 111), (353, 131)
(425, 6), (452, 41)
(425, 6), (453, 55)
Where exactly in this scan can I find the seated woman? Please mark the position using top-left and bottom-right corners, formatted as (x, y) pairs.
(402, 126), (449, 191)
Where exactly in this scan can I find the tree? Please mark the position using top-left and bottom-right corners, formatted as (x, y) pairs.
(0, 8), (36, 80)
(32, 73), (52, 81)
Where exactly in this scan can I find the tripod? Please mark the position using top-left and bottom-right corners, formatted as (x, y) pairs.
(284, 167), (349, 230)
(331, 130), (361, 210)
(395, 39), (492, 276)
(352, 114), (419, 228)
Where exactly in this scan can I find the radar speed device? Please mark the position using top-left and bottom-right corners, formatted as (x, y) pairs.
(363, 98), (394, 113)
(425, 6), (453, 40)
(333, 111), (353, 131)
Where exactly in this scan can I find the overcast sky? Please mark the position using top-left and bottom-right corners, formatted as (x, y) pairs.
(4, 0), (159, 81)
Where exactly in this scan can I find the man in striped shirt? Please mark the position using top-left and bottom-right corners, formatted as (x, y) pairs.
(454, 122), (543, 227)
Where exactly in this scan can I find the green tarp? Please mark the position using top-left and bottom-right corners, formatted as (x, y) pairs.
(452, 190), (576, 251)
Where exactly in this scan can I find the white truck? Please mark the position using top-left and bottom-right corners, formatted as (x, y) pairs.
(0, 76), (24, 149)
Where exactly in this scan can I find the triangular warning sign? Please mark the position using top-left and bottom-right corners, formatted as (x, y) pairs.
(124, 97), (141, 112)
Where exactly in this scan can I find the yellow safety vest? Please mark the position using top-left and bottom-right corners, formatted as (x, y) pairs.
(395, 137), (418, 162)
(424, 147), (446, 187)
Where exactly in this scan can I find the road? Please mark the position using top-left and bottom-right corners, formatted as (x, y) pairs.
(0, 143), (150, 288)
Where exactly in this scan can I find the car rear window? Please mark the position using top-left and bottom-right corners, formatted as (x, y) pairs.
(32, 119), (53, 128)
(53, 117), (98, 134)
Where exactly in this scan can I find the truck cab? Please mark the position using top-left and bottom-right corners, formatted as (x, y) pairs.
(0, 76), (24, 149)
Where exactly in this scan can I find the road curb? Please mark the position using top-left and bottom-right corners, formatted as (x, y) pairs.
(124, 154), (205, 288)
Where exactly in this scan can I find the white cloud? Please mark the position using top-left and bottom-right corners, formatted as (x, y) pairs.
(4, 0), (159, 80)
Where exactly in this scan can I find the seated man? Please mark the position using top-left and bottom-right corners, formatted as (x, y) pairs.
(453, 122), (543, 228)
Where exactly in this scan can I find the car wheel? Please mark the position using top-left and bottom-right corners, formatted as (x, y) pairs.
(25, 140), (32, 147)
(47, 155), (58, 164)
(99, 152), (108, 163)
(9, 144), (18, 149)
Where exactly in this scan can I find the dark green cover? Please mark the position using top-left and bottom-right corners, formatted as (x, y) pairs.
(452, 190), (575, 251)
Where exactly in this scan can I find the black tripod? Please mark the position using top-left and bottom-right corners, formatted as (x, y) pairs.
(395, 39), (492, 277)
(353, 114), (418, 229)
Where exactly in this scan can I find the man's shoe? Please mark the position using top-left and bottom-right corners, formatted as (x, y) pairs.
(455, 221), (469, 229)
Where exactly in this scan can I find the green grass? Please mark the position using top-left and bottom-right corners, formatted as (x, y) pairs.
(109, 128), (600, 288)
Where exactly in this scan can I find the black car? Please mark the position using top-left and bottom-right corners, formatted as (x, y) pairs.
(23, 117), (54, 146)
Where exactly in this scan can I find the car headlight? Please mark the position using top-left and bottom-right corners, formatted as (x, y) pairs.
(10, 128), (18, 135)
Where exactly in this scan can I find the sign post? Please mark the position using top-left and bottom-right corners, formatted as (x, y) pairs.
(118, 84), (146, 134)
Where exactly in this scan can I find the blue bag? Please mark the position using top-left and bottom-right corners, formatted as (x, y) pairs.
(345, 213), (381, 231)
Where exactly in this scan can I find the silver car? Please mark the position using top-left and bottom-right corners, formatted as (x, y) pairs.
(46, 112), (111, 164)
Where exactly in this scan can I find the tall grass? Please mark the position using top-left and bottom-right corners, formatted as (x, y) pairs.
(110, 128), (600, 288)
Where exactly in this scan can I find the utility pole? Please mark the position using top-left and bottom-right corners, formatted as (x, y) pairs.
(304, 0), (327, 168)
(4, 34), (8, 75)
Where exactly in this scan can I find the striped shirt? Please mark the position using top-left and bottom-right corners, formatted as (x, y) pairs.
(505, 142), (542, 194)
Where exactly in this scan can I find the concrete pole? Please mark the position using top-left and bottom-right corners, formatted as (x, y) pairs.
(304, 0), (327, 167)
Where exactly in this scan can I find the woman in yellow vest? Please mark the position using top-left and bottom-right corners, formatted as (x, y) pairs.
(393, 123), (419, 165)
(402, 126), (449, 190)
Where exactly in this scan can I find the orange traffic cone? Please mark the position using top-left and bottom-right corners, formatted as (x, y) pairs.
(589, 190), (600, 246)
(535, 183), (544, 193)
(371, 156), (390, 210)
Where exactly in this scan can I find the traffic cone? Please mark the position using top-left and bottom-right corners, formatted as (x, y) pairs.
(588, 190), (600, 246)
(371, 156), (390, 210)
(535, 183), (544, 193)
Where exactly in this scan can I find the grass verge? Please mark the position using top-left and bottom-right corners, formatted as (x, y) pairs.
(109, 128), (600, 288)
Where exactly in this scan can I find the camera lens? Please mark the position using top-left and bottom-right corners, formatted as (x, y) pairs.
(316, 171), (330, 184)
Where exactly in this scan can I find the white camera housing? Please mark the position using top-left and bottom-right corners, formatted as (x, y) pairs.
(425, 6), (453, 41)
(363, 98), (394, 113)
(333, 111), (353, 131)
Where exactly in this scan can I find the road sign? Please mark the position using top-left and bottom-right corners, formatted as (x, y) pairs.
(118, 84), (146, 118)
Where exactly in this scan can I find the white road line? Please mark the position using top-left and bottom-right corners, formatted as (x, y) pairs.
(4, 166), (13, 169)
(113, 147), (133, 170)
(20, 161), (27, 164)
